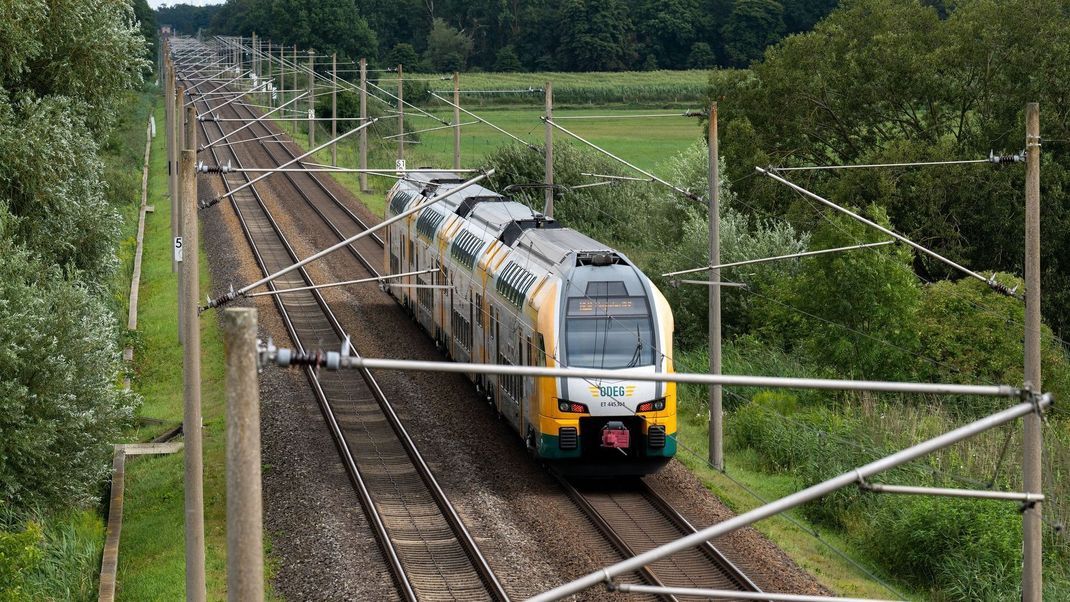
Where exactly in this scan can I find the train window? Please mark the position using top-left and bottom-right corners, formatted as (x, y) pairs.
(389, 190), (414, 215)
(494, 262), (537, 308)
(536, 334), (547, 366)
(586, 281), (627, 297)
(416, 208), (446, 241)
(498, 353), (521, 403)
(565, 297), (654, 369)
(452, 309), (472, 351)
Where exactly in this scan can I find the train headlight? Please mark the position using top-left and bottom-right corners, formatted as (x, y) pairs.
(556, 400), (588, 414)
(637, 398), (666, 413)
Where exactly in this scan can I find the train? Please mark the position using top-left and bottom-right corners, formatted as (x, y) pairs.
(383, 172), (677, 475)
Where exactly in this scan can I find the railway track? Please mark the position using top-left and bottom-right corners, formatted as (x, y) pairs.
(180, 50), (765, 601)
(555, 476), (763, 600)
(180, 66), (508, 602)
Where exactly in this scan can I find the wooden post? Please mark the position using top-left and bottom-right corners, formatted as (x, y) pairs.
(543, 81), (553, 218)
(1022, 101), (1043, 602)
(453, 72), (461, 170)
(223, 308), (264, 602)
(308, 49), (315, 147)
(708, 103), (723, 471)
(180, 140), (206, 602)
(397, 63), (405, 165)
(359, 58), (369, 191)
(331, 53), (338, 167)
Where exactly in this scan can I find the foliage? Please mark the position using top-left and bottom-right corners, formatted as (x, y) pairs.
(721, 0), (786, 67)
(713, 0), (1070, 337)
(0, 0), (144, 518)
(424, 18), (473, 72)
(556, 0), (635, 71)
(0, 510), (103, 602)
(0, 230), (135, 514)
(210, 0), (378, 63)
(0, 0), (148, 134)
(0, 520), (43, 601)
(131, 0), (159, 67)
(755, 208), (921, 380)
(0, 96), (123, 283)
(155, 3), (220, 35)
(687, 42), (717, 69)
(385, 43), (419, 70)
(202, 0), (841, 71)
(493, 46), (523, 72)
(913, 274), (1070, 415)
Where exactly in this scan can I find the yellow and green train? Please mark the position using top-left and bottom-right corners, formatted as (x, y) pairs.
(384, 172), (677, 475)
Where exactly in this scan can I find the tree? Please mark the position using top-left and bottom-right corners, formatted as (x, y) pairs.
(633, 0), (699, 68)
(424, 18), (474, 71)
(556, 0), (635, 71)
(759, 207), (922, 380)
(713, 0), (1070, 336)
(721, 0), (785, 67)
(687, 42), (716, 68)
(0, 0), (145, 516)
(493, 45), (523, 72)
(0, 229), (134, 514)
(385, 43), (420, 70)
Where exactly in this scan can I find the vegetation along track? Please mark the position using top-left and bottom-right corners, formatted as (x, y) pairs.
(557, 473), (764, 600)
(184, 71), (508, 602)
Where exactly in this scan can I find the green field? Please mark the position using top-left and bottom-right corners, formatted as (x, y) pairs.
(370, 69), (717, 107)
(406, 106), (704, 172)
(276, 105), (707, 217)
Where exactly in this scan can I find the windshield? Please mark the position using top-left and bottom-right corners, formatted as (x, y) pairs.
(565, 297), (655, 369)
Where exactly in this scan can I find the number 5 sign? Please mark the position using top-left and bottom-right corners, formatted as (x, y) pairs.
(174, 236), (183, 262)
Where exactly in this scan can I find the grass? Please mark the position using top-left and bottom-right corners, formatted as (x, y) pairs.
(270, 103), (706, 218)
(114, 100), (277, 600)
(672, 416), (924, 600)
(370, 69), (720, 107)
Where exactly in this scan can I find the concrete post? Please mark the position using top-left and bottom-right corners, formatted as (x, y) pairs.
(707, 103), (723, 471)
(397, 64), (405, 164)
(453, 72), (461, 170)
(544, 81), (553, 218)
(331, 53), (337, 167)
(223, 308), (264, 602)
(166, 57), (177, 275)
(1022, 101), (1043, 602)
(359, 58), (369, 191)
(291, 45), (297, 136)
(266, 40), (272, 110)
(175, 84), (187, 343)
(180, 144), (206, 602)
(308, 49), (315, 147)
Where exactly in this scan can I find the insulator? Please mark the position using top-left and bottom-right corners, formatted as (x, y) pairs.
(986, 275), (1019, 297)
(988, 150), (1025, 165)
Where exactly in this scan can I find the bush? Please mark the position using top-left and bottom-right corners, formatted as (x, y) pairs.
(0, 228), (135, 514)
(756, 207), (921, 380)
(0, 520), (43, 601)
(858, 496), (1022, 599)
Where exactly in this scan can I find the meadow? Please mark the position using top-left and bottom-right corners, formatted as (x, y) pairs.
(367, 68), (720, 107)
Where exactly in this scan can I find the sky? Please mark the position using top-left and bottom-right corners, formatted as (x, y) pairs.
(149, 0), (225, 8)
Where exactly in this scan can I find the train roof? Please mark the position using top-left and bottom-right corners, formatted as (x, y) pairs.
(394, 171), (634, 275)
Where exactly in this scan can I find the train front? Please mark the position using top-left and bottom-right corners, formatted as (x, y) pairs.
(540, 254), (677, 476)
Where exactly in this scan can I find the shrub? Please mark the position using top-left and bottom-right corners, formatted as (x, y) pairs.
(0, 226), (135, 514)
